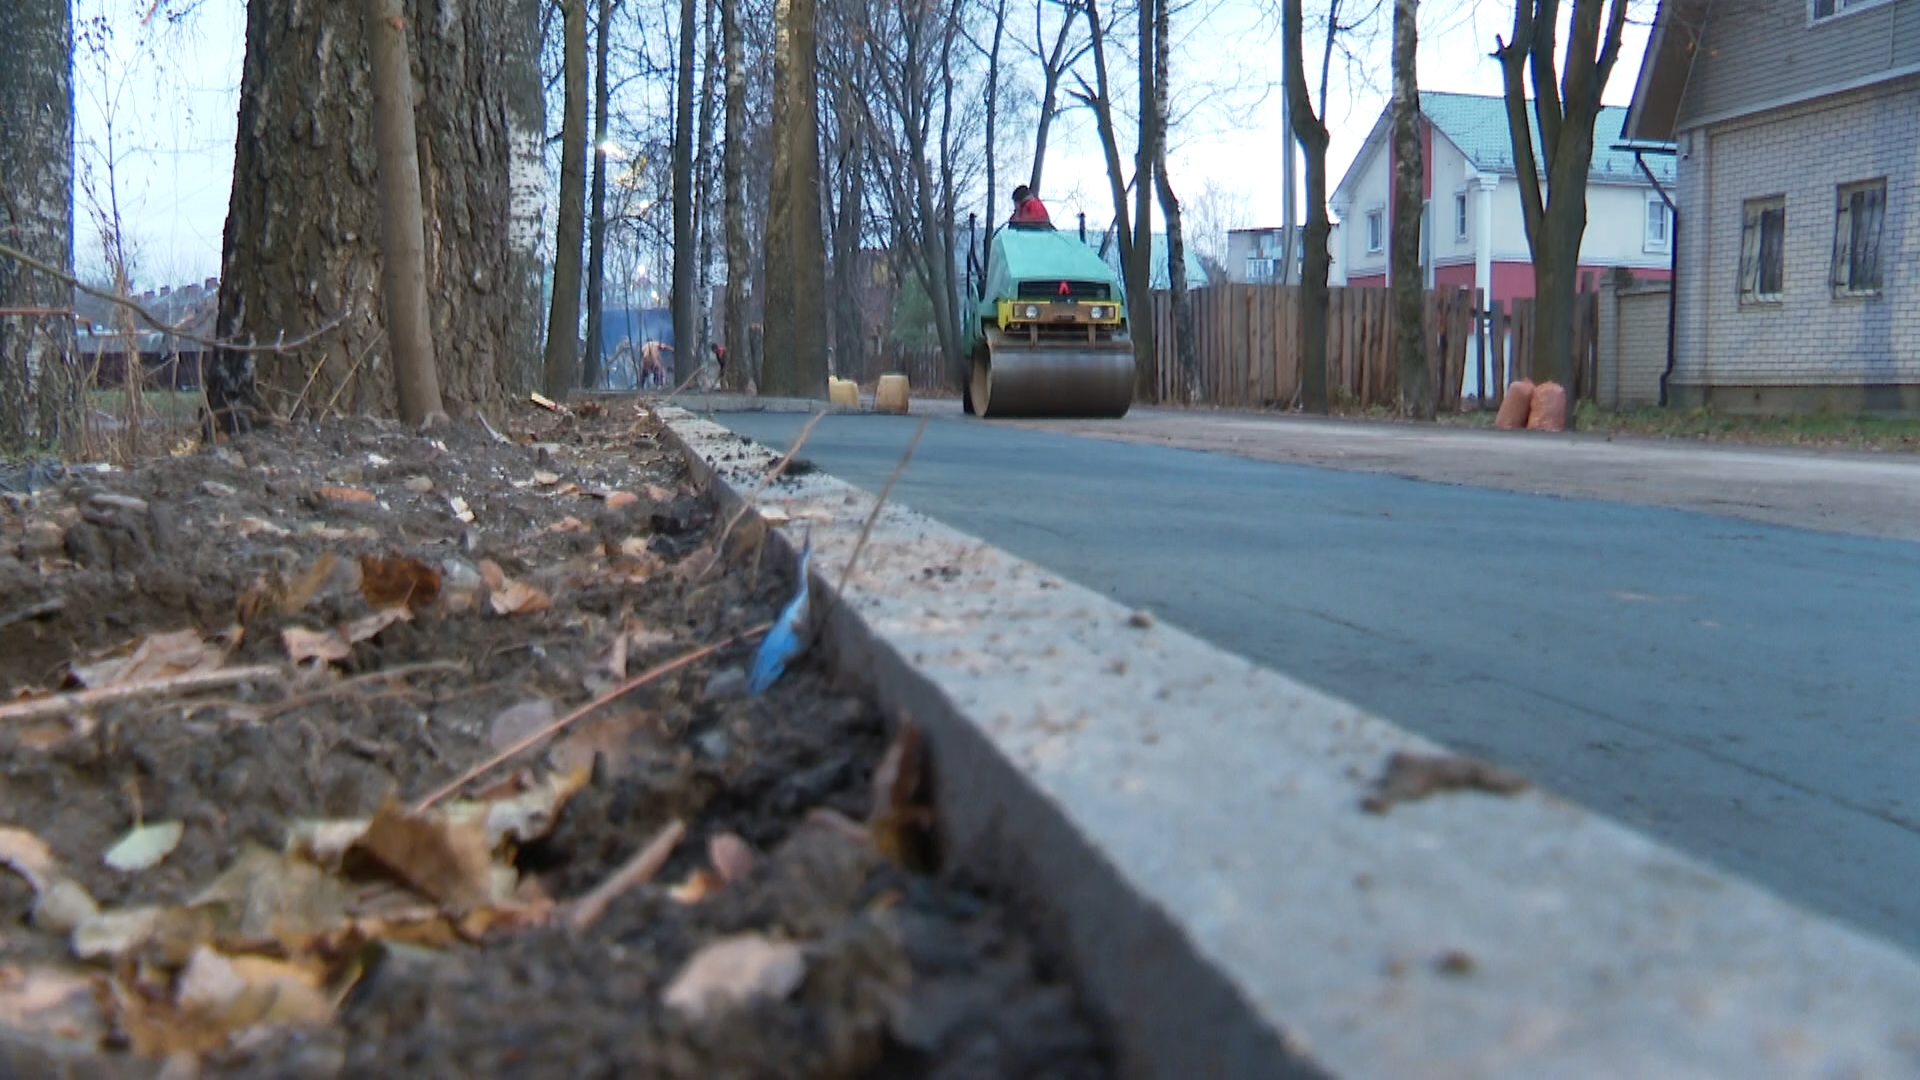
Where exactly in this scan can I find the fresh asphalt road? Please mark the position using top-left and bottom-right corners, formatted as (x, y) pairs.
(718, 410), (1920, 954)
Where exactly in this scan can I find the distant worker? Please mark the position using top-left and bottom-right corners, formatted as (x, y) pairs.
(1009, 185), (1052, 228)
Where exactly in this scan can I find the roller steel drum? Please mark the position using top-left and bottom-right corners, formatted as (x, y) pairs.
(970, 339), (1134, 419)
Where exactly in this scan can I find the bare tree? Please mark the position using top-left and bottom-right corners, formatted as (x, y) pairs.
(362, 0), (447, 425)
(762, 0), (830, 396)
(721, 0), (752, 388)
(544, 0), (589, 398)
(1151, 0), (1200, 403)
(0, 0), (80, 454)
(1496, 0), (1630, 423)
(207, 0), (544, 429)
(1389, 0), (1428, 417)
(1281, 0), (1340, 415)
(1026, 0), (1091, 194)
(584, 0), (616, 390)
(694, 0), (721, 381)
(1182, 178), (1254, 279)
(1074, 0), (1155, 401)
(671, 0), (699, 385)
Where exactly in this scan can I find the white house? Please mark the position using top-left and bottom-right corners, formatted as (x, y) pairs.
(1224, 224), (1344, 285)
(1331, 91), (1676, 308)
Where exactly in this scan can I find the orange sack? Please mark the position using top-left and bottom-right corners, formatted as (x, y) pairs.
(1494, 380), (1534, 430)
(1527, 381), (1568, 432)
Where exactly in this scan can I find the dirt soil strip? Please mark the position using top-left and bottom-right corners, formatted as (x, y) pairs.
(0, 402), (1109, 1078)
(665, 405), (1920, 1079)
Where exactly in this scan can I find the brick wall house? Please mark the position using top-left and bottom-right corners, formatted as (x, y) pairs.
(1628, 0), (1920, 414)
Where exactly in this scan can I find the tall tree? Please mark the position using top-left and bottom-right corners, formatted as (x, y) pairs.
(1497, 0), (1630, 423)
(1026, 0), (1089, 194)
(0, 0), (80, 454)
(1280, 0), (1337, 415)
(1390, 0), (1429, 417)
(543, 0), (589, 398)
(1151, 0), (1200, 403)
(1074, 0), (1155, 401)
(583, 0), (616, 391)
(671, 0), (699, 385)
(362, 0), (446, 426)
(694, 0), (721, 381)
(208, 0), (545, 429)
(762, 0), (830, 396)
(720, 0), (752, 389)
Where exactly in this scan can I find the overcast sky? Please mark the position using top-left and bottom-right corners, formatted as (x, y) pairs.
(73, 0), (1650, 286)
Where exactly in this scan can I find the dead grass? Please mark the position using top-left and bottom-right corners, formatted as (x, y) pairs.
(1437, 402), (1920, 452)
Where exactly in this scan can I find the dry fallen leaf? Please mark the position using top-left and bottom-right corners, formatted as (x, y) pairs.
(282, 626), (351, 665)
(546, 515), (591, 535)
(604, 631), (629, 680)
(667, 868), (722, 905)
(342, 606), (412, 644)
(284, 820), (371, 870)
(103, 821), (185, 873)
(487, 699), (557, 752)
(280, 552), (341, 614)
(605, 491), (640, 509)
(72, 629), (227, 689)
(190, 844), (350, 947)
(644, 483), (676, 502)
(869, 722), (934, 867)
(0, 965), (106, 1044)
(448, 495), (476, 524)
(359, 554), (443, 611)
(236, 516), (290, 538)
(531, 469), (562, 486)
(477, 559), (509, 592)
(445, 767), (590, 850)
(708, 834), (755, 884)
(350, 800), (498, 915)
(175, 945), (334, 1032)
(662, 934), (807, 1021)
(319, 484), (376, 505)
(0, 826), (61, 892)
(489, 578), (552, 616)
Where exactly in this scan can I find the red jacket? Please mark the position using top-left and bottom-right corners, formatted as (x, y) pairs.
(1012, 196), (1052, 226)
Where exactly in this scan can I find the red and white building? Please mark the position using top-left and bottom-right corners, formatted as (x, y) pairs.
(1331, 91), (1675, 307)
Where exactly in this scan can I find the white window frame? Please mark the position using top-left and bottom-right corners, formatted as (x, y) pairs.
(1643, 192), (1670, 254)
(1831, 178), (1887, 297)
(1739, 195), (1787, 305)
(1365, 207), (1385, 253)
(1454, 192), (1469, 241)
(1809, 0), (1894, 24)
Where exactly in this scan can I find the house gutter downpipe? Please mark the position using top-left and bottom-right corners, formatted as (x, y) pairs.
(1628, 145), (1680, 408)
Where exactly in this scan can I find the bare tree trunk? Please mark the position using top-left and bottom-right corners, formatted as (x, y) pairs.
(1282, 0), (1332, 414)
(362, 0), (446, 426)
(762, 0), (829, 397)
(1028, 1), (1085, 194)
(694, 0), (720, 383)
(0, 0), (80, 454)
(721, 0), (751, 390)
(1390, 0), (1429, 418)
(506, 0), (549, 392)
(1150, 0), (1198, 404)
(583, 0), (614, 391)
(1130, 0), (1156, 402)
(543, 0), (589, 398)
(209, 0), (540, 430)
(983, 0), (1007, 226)
(671, 0), (699, 385)
(1497, 0), (1629, 426)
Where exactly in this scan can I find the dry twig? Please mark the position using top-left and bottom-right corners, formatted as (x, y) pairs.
(0, 665), (282, 724)
(703, 411), (825, 578)
(0, 596), (65, 631)
(256, 660), (470, 721)
(562, 818), (686, 932)
(834, 417), (929, 599)
(412, 625), (770, 811)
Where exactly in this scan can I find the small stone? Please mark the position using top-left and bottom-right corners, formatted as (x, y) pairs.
(199, 480), (237, 498)
(1127, 609), (1155, 629)
(703, 667), (749, 701)
(88, 493), (149, 514)
(693, 729), (732, 761)
(403, 475), (434, 494)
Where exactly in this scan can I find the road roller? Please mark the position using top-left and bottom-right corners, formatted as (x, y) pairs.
(959, 221), (1134, 418)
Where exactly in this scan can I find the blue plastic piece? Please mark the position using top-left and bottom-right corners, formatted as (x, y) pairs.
(749, 530), (813, 693)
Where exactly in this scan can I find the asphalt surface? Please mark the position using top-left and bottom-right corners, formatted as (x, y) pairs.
(717, 409), (1920, 955)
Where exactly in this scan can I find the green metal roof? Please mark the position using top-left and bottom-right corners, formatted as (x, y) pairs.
(1420, 91), (1676, 185)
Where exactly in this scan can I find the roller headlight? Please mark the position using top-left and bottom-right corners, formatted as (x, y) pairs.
(1024, 305), (1041, 319)
(1090, 306), (1107, 319)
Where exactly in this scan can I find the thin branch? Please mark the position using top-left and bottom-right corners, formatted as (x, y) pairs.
(562, 818), (685, 931)
(0, 665), (283, 724)
(0, 240), (346, 356)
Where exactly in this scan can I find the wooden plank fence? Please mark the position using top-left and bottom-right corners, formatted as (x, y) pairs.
(1152, 284), (1598, 411)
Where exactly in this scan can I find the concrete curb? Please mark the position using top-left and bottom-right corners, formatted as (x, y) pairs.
(657, 404), (1920, 1080)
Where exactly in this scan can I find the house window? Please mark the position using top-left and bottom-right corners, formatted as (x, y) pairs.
(1365, 208), (1385, 253)
(1739, 196), (1786, 303)
(1811, 0), (1891, 21)
(1454, 193), (1468, 241)
(1831, 179), (1885, 296)
(1644, 192), (1670, 253)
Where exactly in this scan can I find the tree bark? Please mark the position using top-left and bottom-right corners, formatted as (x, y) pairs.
(1282, 0), (1332, 414)
(1077, 0), (1153, 403)
(761, 0), (829, 397)
(542, 0), (589, 399)
(583, 0), (614, 391)
(1390, 0), (1430, 418)
(208, 0), (542, 430)
(721, 0), (751, 390)
(505, 0), (548, 393)
(694, 0), (720, 383)
(671, 0), (699, 386)
(1150, 0), (1199, 404)
(1497, 0), (1629, 426)
(1131, 0), (1157, 402)
(362, 0), (447, 426)
(0, 0), (79, 454)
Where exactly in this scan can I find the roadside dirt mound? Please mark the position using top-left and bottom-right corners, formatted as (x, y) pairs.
(0, 402), (1109, 1078)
